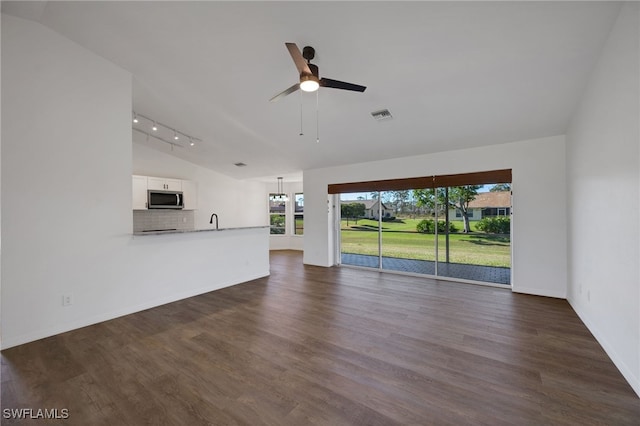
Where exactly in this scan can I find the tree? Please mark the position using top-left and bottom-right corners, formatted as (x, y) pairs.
(490, 183), (511, 192)
(413, 188), (437, 214)
(413, 186), (480, 232)
(341, 203), (354, 226)
(341, 202), (365, 226)
(352, 202), (365, 219)
(390, 190), (410, 216)
(447, 186), (481, 232)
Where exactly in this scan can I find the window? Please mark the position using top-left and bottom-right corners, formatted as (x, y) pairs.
(335, 170), (512, 286)
(269, 195), (286, 234)
(294, 193), (304, 235)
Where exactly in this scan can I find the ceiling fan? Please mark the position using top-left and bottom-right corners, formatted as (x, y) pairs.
(269, 43), (366, 102)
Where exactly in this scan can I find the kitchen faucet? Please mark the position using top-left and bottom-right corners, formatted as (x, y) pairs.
(209, 213), (218, 229)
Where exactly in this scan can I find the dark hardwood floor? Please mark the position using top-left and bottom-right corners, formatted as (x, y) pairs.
(2, 250), (639, 425)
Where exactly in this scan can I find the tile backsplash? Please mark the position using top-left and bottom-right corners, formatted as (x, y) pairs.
(133, 210), (195, 232)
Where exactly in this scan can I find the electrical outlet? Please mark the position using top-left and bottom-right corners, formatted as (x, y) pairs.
(62, 294), (73, 306)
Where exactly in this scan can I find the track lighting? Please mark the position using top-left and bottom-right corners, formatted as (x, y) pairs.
(132, 111), (200, 149)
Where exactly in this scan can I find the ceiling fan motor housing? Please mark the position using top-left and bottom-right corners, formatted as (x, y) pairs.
(302, 46), (315, 61)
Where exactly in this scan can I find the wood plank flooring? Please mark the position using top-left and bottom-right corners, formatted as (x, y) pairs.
(2, 250), (639, 425)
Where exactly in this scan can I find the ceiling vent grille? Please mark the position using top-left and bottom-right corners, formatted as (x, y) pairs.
(371, 109), (393, 121)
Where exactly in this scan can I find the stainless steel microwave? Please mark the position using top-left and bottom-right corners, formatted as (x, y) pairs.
(148, 190), (184, 209)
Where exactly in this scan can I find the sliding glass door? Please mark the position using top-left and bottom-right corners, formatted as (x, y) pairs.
(337, 171), (512, 286)
(340, 192), (381, 268)
(380, 189), (436, 275)
(433, 184), (511, 284)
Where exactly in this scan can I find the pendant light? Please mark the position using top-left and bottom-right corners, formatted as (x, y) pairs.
(272, 177), (289, 202)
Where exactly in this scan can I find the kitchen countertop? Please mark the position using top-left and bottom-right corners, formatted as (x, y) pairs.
(132, 226), (269, 236)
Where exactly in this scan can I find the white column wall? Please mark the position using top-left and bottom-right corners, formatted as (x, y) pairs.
(304, 135), (568, 299)
(1, 14), (132, 348)
(1, 15), (269, 349)
(566, 2), (640, 396)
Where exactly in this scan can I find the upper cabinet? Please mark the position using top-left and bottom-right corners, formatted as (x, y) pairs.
(132, 175), (148, 210)
(147, 177), (182, 191)
(132, 175), (198, 210)
(181, 180), (198, 210)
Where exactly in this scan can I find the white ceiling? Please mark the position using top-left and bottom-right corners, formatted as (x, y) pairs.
(2, 1), (622, 182)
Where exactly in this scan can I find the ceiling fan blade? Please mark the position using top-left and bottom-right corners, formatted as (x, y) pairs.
(320, 78), (366, 92)
(269, 83), (300, 102)
(285, 42), (312, 76)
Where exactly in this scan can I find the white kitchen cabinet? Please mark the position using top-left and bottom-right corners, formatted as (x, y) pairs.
(132, 175), (148, 210)
(181, 180), (198, 210)
(147, 177), (182, 191)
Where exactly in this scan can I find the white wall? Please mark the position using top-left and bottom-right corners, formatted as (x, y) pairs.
(304, 135), (568, 298)
(132, 141), (267, 229)
(1, 13), (130, 347)
(566, 2), (640, 396)
(1, 15), (269, 349)
(267, 180), (304, 251)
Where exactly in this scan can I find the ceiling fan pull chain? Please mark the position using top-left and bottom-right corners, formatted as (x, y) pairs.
(316, 90), (320, 143)
(299, 89), (304, 136)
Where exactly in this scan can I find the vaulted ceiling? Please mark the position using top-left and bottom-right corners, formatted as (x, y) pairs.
(2, 1), (622, 181)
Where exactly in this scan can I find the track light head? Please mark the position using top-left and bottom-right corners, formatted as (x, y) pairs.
(132, 111), (199, 149)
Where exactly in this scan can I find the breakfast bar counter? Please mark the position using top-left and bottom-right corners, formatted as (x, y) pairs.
(132, 225), (268, 236)
(126, 225), (270, 315)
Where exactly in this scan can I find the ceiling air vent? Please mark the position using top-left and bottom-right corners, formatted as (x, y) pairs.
(371, 109), (393, 121)
(234, 162), (247, 167)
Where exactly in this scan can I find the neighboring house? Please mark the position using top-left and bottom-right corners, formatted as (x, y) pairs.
(450, 191), (511, 221)
(341, 199), (394, 220)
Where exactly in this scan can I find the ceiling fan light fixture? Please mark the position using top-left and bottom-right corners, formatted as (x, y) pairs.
(300, 75), (320, 92)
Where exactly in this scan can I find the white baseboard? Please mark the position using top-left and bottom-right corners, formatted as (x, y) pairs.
(568, 298), (640, 398)
(512, 285), (566, 299)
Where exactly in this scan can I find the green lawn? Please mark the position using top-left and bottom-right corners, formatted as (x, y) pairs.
(341, 218), (510, 268)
